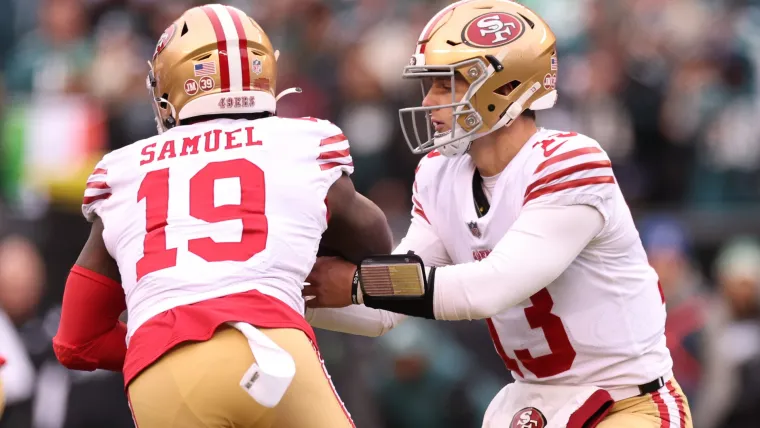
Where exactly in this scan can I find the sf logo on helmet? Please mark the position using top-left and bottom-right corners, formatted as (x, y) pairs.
(153, 23), (176, 60)
(509, 407), (547, 428)
(463, 12), (525, 48)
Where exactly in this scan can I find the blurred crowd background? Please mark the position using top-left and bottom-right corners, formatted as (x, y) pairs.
(1, 0), (760, 427)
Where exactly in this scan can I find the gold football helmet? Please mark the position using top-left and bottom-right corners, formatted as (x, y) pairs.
(400, 0), (558, 156)
(147, 4), (300, 133)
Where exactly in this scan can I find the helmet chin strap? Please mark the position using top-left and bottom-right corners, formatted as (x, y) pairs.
(276, 87), (302, 102)
(435, 126), (474, 157)
(154, 95), (178, 133)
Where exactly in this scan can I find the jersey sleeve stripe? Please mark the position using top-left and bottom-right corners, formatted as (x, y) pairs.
(535, 147), (602, 174)
(412, 196), (424, 210)
(413, 207), (430, 224)
(86, 181), (111, 190)
(524, 176), (615, 204)
(317, 155), (352, 167)
(320, 134), (348, 146)
(525, 160), (612, 197)
(412, 197), (430, 224)
(318, 148), (351, 160)
(83, 193), (112, 205)
(92, 168), (108, 176)
(319, 161), (354, 171)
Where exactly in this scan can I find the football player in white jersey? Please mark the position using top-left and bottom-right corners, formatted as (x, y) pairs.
(304, 1), (693, 427)
(52, 4), (393, 428)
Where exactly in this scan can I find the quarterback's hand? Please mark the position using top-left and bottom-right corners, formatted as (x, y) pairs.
(303, 257), (355, 308)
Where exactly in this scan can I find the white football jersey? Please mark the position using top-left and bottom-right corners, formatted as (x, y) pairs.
(82, 117), (353, 340)
(411, 128), (672, 388)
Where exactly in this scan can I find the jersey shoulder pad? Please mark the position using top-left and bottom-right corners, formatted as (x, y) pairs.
(410, 150), (450, 225)
(276, 117), (341, 138)
(522, 130), (615, 206)
(276, 117), (353, 175)
(413, 150), (448, 193)
(82, 154), (114, 222)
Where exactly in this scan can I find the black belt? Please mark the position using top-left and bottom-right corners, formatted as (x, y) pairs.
(638, 377), (666, 395)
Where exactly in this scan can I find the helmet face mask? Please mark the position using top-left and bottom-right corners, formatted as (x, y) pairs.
(399, 0), (559, 157)
(399, 58), (489, 157)
(146, 63), (178, 134)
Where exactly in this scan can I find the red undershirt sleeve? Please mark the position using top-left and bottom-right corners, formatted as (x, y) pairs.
(53, 265), (127, 372)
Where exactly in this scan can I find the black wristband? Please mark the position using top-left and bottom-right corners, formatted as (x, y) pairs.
(351, 267), (361, 304)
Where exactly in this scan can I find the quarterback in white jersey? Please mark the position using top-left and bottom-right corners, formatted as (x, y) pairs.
(304, 1), (693, 428)
(52, 5), (392, 428)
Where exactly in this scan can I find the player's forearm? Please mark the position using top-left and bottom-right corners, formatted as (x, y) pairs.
(432, 204), (603, 320)
(392, 216), (452, 266)
(361, 204), (603, 320)
(53, 323), (128, 372)
(322, 187), (394, 264)
(53, 265), (127, 372)
(305, 306), (405, 337)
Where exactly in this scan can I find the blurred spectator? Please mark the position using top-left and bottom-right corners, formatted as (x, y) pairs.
(0, 235), (43, 427)
(641, 216), (708, 406)
(371, 321), (480, 428)
(5, 0), (91, 95)
(0, 235), (44, 323)
(698, 237), (760, 428)
(0, 310), (35, 417)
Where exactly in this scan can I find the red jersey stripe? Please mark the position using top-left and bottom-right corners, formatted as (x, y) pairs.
(201, 6), (230, 92)
(413, 207), (430, 224)
(318, 148), (351, 160)
(535, 147), (602, 174)
(525, 160), (612, 196)
(319, 134), (347, 146)
(412, 196), (424, 210)
(83, 193), (112, 205)
(92, 168), (108, 176)
(319, 161), (353, 171)
(86, 181), (110, 190)
(524, 176), (615, 204)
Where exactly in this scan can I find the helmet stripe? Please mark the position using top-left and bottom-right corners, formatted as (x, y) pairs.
(208, 4), (244, 92)
(226, 7), (251, 91)
(201, 6), (231, 92)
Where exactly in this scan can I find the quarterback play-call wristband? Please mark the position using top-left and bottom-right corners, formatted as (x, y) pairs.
(356, 252), (437, 319)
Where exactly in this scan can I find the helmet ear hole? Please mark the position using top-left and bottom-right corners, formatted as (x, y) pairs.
(160, 93), (169, 109)
(181, 22), (189, 36)
(495, 81), (520, 96)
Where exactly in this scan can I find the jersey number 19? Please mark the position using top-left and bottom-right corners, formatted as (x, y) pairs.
(136, 159), (267, 280)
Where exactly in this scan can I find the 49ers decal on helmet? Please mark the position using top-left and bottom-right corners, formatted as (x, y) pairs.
(153, 23), (176, 60)
(462, 12), (525, 48)
(510, 407), (547, 428)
